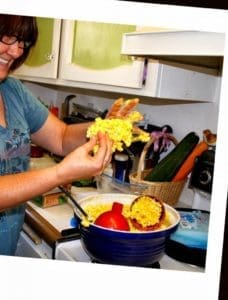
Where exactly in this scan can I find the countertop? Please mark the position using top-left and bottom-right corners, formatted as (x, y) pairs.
(24, 187), (97, 246)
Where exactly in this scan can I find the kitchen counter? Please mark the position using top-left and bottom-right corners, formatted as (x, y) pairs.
(23, 187), (97, 246)
(24, 201), (73, 246)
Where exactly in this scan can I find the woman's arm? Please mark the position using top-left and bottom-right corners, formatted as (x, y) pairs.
(31, 113), (92, 156)
(0, 132), (112, 210)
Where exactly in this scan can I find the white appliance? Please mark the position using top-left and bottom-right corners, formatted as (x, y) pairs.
(16, 231), (53, 259)
(54, 237), (204, 272)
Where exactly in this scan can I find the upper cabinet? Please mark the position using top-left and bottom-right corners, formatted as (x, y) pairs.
(58, 20), (145, 88)
(13, 17), (61, 79)
(12, 19), (225, 103)
(120, 30), (225, 102)
(121, 30), (225, 69)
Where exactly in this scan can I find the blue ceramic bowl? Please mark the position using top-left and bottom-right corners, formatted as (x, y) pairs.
(78, 193), (180, 267)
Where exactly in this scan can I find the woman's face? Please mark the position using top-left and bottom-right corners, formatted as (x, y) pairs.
(0, 38), (24, 81)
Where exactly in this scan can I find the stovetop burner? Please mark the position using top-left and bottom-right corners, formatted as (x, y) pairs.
(55, 239), (204, 272)
(144, 261), (160, 269)
(91, 259), (160, 269)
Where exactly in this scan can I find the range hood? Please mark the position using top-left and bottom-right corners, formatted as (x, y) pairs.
(121, 30), (225, 69)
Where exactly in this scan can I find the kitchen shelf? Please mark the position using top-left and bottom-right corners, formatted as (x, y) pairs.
(121, 30), (225, 69)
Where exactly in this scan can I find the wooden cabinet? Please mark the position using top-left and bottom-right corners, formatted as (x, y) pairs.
(13, 17), (61, 79)
(59, 20), (145, 88)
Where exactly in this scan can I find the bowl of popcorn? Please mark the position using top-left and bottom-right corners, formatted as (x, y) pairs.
(76, 193), (180, 267)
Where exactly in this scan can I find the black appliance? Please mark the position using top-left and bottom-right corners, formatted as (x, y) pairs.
(189, 147), (215, 194)
(61, 94), (107, 124)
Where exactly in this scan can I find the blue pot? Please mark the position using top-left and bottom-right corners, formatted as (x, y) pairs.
(78, 193), (180, 267)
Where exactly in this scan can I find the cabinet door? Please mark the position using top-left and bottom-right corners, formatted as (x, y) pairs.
(144, 59), (220, 102)
(59, 20), (145, 88)
(13, 17), (61, 79)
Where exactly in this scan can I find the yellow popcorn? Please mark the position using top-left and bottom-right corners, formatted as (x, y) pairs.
(129, 196), (163, 227)
(81, 201), (171, 232)
(127, 111), (144, 123)
(87, 117), (150, 152)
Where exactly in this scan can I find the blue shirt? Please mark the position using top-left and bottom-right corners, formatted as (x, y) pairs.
(0, 77), (49, 255)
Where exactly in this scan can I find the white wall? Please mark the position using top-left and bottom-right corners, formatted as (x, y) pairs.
(24, 81), (59, 108)
(24, 81), (220, 141)
(23, 80), (219, 207)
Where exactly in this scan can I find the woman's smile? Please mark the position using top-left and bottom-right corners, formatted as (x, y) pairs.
(0, 56), (13, 80)
(0, 43), (23, 80)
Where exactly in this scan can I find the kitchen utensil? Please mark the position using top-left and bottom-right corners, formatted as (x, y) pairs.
(58, 186), (92, 222)
(61, 94), (106, 124)
(129, 195), (165, 231)
(61, 94), (76, 119)
(72, 103), (105, 120)
(78, 193), (180, 267)
(94, 202), (130, 231)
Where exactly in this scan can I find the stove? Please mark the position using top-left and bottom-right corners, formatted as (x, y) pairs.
(91, 258), (161, 269)
(54, 238), (204, 272)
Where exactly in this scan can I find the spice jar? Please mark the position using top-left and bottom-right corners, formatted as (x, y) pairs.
(113, 153), (129, 182)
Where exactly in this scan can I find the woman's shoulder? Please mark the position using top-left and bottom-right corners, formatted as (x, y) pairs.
(4, 76), (24, 89)
(6, 76), (21, 83)
(2, 76), (35, 108)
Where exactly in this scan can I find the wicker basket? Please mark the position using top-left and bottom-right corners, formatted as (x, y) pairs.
(129, 135), (186, 206)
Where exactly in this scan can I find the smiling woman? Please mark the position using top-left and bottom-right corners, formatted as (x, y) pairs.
(0, 14), (114, 257)
(0, 14), (38, 71)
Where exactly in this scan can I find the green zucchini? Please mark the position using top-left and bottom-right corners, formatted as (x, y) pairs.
(144, 132), (199, 182)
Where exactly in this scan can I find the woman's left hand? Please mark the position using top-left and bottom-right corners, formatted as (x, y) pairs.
(55, 132), (113, 183)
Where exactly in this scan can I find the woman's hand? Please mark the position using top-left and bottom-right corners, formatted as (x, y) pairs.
(106, 97), (140, 119)
(55, 132), (113, 183)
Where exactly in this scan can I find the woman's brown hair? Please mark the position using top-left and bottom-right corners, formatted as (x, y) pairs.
(0, 14), (38, 71)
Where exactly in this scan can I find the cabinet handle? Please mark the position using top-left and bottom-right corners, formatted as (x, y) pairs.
(22, 223), (42, 245)
(45, 53), (54, 62)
